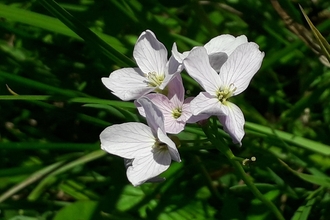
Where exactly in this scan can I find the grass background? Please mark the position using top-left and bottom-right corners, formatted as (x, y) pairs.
(1, 0), (330, 219)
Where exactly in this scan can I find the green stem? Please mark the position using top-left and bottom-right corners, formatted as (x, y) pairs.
(193, 155), (222, 200)
(201, 125), (285, 220)
(230, 160), (285, 220)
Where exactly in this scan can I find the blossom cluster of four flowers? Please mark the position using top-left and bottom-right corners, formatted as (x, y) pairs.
(100, 30), (265, 186)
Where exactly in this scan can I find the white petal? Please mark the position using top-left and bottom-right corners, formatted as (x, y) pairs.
(208, 52), (228, 72)
(219, 42), (265, 95)
(190, 92), (228, 116)
(159, 72), (178, 90)
(218, 102), (245, 146)
(137, 97), (165, 135)
(133, 30), (167, 75)
(183, 47), (222, 94)
(171, 42), (189, 63)
(100, 122), (155, 159)
(101, 68), (154, 101)
(126, 150), (171, 186)
(166, 54), (183, 75)
(183, 97), (209, 123)
(124, 158), (166, 183)
(204, 35), (248, 56)
(187, 114), (210, 123)
(157, 128), (181, 162)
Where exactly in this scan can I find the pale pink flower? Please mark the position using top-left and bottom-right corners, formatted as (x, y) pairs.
(136, 75), (204, 134)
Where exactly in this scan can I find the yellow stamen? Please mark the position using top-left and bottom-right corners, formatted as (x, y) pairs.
(216, 83), (237, 104)
(172, 108), (182, 119)
(145, 71), (164, 88)
(152, 140), (168, 152)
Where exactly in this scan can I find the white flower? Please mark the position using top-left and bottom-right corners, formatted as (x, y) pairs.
(101, 30), (181, 101)
(172, 34), (247, 72)
(183, 43), (265, 145)
(100, 97), (181, 186)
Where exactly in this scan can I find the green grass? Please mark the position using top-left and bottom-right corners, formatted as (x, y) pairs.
(1, 0), (330, 219)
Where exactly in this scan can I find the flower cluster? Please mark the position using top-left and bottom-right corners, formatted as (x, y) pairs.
(100, 30), (264, 186)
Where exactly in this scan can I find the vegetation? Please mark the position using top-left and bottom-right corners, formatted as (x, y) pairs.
(1, 0), (330, 219)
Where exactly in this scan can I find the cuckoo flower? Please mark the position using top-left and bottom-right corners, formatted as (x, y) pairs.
(100, 97), (181, 186)
(102, 30), (181, 101)
(183, 43), (265, 145)
(136, 75), (204, 134)
(172, 34), (247, 72)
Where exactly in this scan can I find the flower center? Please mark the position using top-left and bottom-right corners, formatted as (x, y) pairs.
(216, 84), (236, 104)
(145, 71), (164, 88)
(172, 108), (182, 119)
(152, 140), (168, 152)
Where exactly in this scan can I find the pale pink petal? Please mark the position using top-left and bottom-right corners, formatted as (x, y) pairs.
(135, 100), (146, 117)
(157, 128), (181, 162)
(161, 99), (193, 133)
(204, 35), (248, 56)
(135, 93), (173, 116)
(219, 42), (265, 96)
(183, 47), (222, 94)
(144, 95), (182, 134)
(141, 93), (188, 134)
(167, 74), (184, 104)
(126, 150), (171, 186)
(218, 102), (245, 146)
(101, 68), (154, 101)
(133, 30), (167, 75)
(135, 94), (185, 134)
(190, 92), (228, 116)
(179, 97), (194, 122)
(100, 122), (154, 159)
(137, 97), (165, 136)
(164, 118), (186, 134)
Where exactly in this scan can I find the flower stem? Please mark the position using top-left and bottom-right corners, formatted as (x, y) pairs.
(230, 160), (285, 220)
(201, 125), (285, 220)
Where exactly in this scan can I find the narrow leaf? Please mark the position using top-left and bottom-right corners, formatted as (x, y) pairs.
(300, 5), (330, 63)
(246, 122), (330, 156)
(38, 0), (135, 67)
(279, 160), (330, 187)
